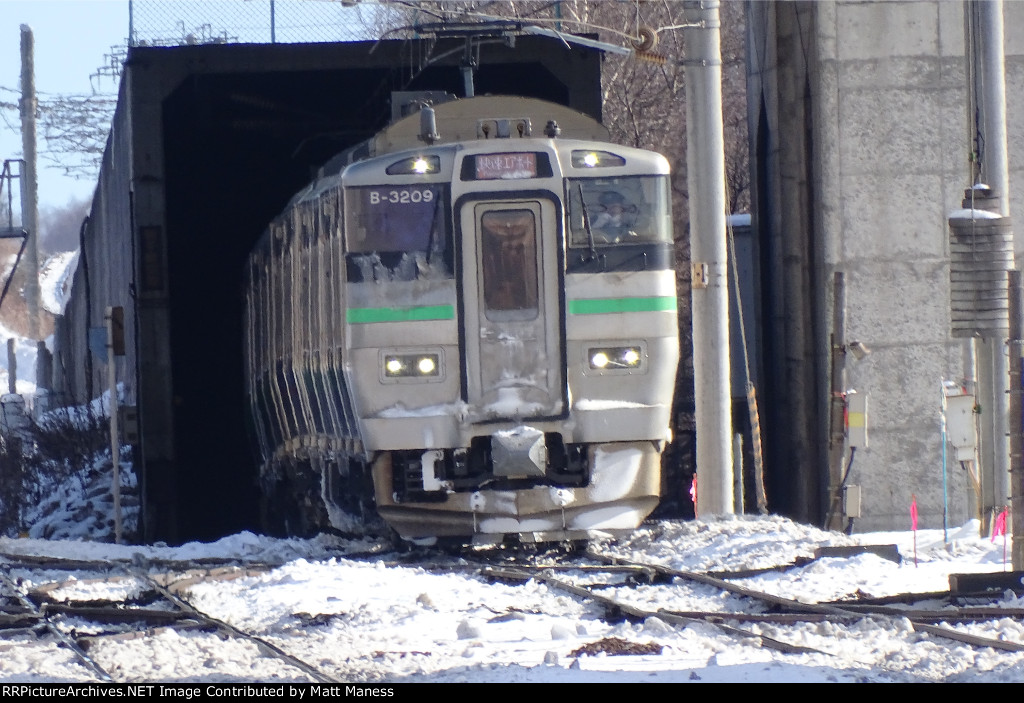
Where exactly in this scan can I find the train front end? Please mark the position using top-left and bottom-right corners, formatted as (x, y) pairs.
(343, 111), (678, 543)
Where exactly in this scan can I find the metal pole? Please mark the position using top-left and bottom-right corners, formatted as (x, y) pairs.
(979, 0), (1014, 532)
(35, 340), (50, 416)
(128, 0), (135, 46)
(825, 271), (847, 530)
(684, 0), (733, 516)
(19, 25), (40, 342)
(106, 307), (121, 544)
(978, 339), (996, 531)
(6, 339), (15, 395)
(1010, 269), (1023, 569)
(979, 1), (1010, 216)
(940, 380), (949, 543)
(982, 0), (1013, 536)
(461, 38), (476, 98)
(733, 432), (745, 513)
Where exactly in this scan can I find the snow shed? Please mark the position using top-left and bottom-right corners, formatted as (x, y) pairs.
(52, 37), (603, 543)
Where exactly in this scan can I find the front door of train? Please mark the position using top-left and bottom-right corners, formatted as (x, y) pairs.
(459, 197), (565, 421)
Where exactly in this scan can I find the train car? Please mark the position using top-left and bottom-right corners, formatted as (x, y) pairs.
(244, 95), (679, 544)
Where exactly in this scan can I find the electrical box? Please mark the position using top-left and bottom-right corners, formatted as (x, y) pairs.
(119, 405), (139, 445)
(109, 306), (125, 357)
(846, 392), (868, 448)
(843, 484), (862, 518)
(945, 393), (977, 462)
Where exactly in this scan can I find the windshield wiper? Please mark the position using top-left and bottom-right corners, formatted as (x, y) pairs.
(577, 183), (597, 260)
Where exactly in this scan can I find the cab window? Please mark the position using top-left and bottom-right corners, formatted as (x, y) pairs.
(566, 175), (671, 246)
(345, 185), (450, 280)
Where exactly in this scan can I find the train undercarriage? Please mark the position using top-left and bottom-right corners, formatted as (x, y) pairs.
(260, 437), (663, 545)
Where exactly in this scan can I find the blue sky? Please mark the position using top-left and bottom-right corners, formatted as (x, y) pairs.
(0, 1), (130, 209)
(0, 0), (383, 211)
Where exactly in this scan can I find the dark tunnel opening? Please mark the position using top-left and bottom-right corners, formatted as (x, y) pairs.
(155, 53), (596, 541)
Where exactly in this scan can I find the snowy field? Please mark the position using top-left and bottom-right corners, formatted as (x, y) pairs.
(2, 515), (1023, 683)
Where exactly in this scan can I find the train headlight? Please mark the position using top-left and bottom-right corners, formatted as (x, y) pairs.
(386, 155), (441, 175)
(571, 150), (626, 169)
(587, 346), (643, 370)
(382, 352), (442, 379)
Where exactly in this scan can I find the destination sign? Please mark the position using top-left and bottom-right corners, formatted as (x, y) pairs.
(474, 152), (538, 180)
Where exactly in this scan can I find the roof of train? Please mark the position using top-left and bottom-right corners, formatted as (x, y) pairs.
(371, 95), (610, 154)
(315, 95), (610, 178)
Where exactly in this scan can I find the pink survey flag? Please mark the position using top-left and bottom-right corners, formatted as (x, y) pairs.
(992, 508), (1008, 542)
(689, 475), (698, 516)
(910, 495), (919, 567)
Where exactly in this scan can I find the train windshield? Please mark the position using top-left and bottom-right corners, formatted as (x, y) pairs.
(345, 184), (451, 280)
(566, 175), (671, 247)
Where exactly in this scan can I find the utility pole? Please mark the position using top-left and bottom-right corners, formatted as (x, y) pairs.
(970, 0), (1024, 570)
(19, 25), (41, 342)
(1010, 270), (1023, 568)
(684, 0), (733, 516)
(966, 1), (1013, 538)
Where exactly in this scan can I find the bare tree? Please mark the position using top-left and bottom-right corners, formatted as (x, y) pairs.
(38, 196), (90, 255)
(1, 87), (116, 183)
(37, 93), (117, 180)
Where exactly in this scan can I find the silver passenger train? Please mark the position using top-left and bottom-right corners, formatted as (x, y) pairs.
(244, 95), (679, 543)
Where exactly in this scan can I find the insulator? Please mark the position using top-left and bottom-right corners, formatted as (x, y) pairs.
(631, 26), (658, 53)
(635, 51), (668, 66)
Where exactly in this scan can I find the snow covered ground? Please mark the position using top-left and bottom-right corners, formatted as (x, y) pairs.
(6, 182), (1020, 683)
(1, 310), (1020, 682)
(2, 515), (1023, 683)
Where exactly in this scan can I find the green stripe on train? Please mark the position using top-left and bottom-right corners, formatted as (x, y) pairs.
(347, 304), (455, 324)
(568, 296), (677, 315)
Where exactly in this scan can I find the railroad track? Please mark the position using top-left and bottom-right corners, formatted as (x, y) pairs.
(4, 544), (1024, 682)
(474, 549), (1024, 658)
(0, 553), (341, 683)
(0, 569), (115, 681)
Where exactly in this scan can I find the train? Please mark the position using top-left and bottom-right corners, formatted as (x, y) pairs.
(243, 95), (679, 544)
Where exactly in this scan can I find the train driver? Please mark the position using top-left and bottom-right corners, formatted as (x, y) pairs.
(591, 190), (637, 242)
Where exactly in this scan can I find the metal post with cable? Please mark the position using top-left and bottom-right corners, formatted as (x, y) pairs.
(726, 213), (767, 514)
